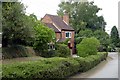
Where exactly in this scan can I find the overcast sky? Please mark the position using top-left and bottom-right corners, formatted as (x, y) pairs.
(21, 0), (120, 34)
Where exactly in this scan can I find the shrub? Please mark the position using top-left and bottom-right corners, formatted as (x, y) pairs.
(2, 52), (108, 79)
(55, 44), (70, 57)
(2, 45), (36, 59)
(2, 57), (79, 79)
(40, 50), (56, 58)
(107, 44), (116, 52)
(74, 52), (108, 72)
(77, 37), (100, 57)
(58, 38), (70, 45)
(33, 23), (55, 56)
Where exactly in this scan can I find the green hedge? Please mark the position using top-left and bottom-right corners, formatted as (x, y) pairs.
(2, 52), (108, 79)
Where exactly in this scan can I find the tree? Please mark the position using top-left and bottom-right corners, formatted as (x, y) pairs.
(2, 2), (34, 47)
(33, 22), (55, 53)
(57, 1), (106, 33)
(110, 26), (119, 47)
(77, 37), (100, 57)
(78, 29), (93, 38)
(94, 30), (110, 49)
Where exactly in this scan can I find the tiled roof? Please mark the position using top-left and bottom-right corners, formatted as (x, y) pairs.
(44, 23), (61, 33)
(46, 14), (74, 31)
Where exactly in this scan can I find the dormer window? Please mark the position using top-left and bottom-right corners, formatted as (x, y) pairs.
(65, 32), (71, 38)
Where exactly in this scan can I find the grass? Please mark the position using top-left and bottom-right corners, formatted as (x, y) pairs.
(2, 56), (43, 64)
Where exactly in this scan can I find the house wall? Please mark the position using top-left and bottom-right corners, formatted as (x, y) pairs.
(61, 31), (65, 39)
(61, 30), (74, 48)
(70, 31), (74, 48)
(56, 33), (61, 41)
(42, 15), (52, 23)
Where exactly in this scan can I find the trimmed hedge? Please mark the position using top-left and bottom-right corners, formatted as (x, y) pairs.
(2, 52), (108, 79)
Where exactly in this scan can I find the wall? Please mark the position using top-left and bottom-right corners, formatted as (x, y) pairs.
(41, 15), (52, 23)
(56, 33), (61, 41)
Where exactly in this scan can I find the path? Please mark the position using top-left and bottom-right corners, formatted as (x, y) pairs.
(70, 52), (118, 79)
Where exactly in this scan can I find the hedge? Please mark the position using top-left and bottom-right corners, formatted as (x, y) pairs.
(2, 52), (108, 79)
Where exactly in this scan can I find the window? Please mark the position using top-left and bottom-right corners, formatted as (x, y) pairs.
(65, 32), (71, 38)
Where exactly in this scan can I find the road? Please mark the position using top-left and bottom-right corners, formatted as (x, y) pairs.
(70, 52), (119, 79)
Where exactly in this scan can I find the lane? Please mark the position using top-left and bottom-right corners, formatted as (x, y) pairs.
(70, 52), (118, 78)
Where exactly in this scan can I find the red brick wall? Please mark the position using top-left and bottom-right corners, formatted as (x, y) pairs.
(61, 30), (74, 48)
(61, 31), (65, 39)
(56, 33), (61, 41)
(41, 15), (52, 23)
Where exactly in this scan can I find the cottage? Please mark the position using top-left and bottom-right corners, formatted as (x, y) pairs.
(41, 13), (75, 55)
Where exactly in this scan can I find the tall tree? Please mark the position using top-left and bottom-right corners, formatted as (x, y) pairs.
(57, 1), (106, 33)
(2, 2), (34, 46)
(110, 26), (119, 46)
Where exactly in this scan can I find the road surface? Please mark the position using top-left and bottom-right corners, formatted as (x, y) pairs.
(70, 52), (118, 79)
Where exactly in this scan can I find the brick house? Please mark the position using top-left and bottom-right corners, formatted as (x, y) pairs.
(41, 13), (75, 55)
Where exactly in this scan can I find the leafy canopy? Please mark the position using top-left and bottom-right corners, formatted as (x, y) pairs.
(110, 26), (119, 47)
(57, 1), (106, 33)
(2, 2), (34, 46)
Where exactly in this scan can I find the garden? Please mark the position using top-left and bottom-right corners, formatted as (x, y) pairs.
(1, 0), (120, 79)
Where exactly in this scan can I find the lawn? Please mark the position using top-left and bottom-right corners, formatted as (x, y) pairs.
(2, 56), (43, 64)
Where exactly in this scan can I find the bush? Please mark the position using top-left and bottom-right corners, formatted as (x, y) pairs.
(39, 50), (56, 58)
(107, 44), (116, 52)
(33, 23), (55, 56)
(74, 52), (108, 72)
(2, 52), (108, 79)
(2, 45), (36, 59)
(58, 38), (70, 45)
(55, 44), (70, 57)
(77, 37), (100, 57)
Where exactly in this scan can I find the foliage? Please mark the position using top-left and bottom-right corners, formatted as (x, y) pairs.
(55, 44), (70, 57)
(107, 44), (116, 52)
(2, 52), (108, 79)
(2, 45), (36, 59)
(78, 29), (93, 38)
(77, 37), (100, 57)
(75, 52), (108, 72)
(33, 22), (55, 55)
(57, 1), (106, 33)
(58, 38), (70, 45)
(110, 26), (119, 47)
(2, 2), (34, 47)
(93, 30), (110, 51)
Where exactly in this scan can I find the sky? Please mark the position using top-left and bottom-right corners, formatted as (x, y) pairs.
(21, 0), (120, 34)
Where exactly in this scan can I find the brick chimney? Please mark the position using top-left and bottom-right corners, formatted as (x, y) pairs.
(63, 12), (69, 24)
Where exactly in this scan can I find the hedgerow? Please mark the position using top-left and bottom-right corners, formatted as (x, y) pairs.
(2, 52), (108, 79)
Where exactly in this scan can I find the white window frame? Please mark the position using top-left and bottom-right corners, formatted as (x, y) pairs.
(65, 32), (72, 38)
